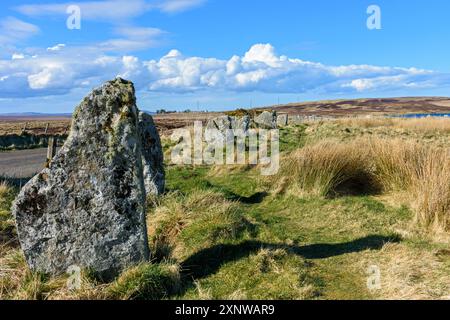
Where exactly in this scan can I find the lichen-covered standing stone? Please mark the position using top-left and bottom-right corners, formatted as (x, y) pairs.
(12, 78), (151, 277)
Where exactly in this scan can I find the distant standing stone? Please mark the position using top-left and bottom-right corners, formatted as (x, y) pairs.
(277, 114), (288, 127)
(12, 78), (151, 277)
(139, 112), (165, 196)
(254, 111), (277, 129)
(234, 115), (251, 133)
(206, 115), (250, 140)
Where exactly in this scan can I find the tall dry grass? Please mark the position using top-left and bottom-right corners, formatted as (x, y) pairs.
(274, 140), (373, 197)
(368, 139), (430, 192)
(335, 117), (450, 134)
(276, 137), (450, 232)
(368, 138), (450, 231)
(413, 150), (450, 231)
(0, 181), (10, 198)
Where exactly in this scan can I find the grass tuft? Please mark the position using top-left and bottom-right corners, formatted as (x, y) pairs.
(272, 139), (374, 197)
(107, 263), (180, 300)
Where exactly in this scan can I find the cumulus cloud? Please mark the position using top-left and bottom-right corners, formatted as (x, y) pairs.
(0, 43), (449, 99)
(144, 43), (443, 94)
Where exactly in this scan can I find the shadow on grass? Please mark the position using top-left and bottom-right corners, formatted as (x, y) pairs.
(0, 226), (19, 248)
(225, 191), (269, 204)
(203, 181), (269, 204)
(178, 235), (401, 294)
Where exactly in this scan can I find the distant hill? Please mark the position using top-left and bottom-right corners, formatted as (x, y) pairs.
(0, 111), (156, 120)
(257, 97), (450, 117)
(0, 113), (72, 120)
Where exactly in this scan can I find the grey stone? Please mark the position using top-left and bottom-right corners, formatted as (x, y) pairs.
(206, 115), (233, 132)
(206, 115), (250, 141)
(234, 115), (250, 132)
(254, 111), (277, 129)
(12, 78), (151, 277)
(277, 114), (288, 127)
(139, 112), (165, 196)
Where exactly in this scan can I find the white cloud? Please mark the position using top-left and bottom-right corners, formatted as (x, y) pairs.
(242, 43), (283, 67)
(156, 0), (206, 13)
(16, 0), (150, 21)
(98, 26), (166, 51)
(12, 53), (25, 60)
(0, 43), (449, 99)
(0, 17), (40, 45)
(15, 0), (206, 21)
(47, 44), (66, 52)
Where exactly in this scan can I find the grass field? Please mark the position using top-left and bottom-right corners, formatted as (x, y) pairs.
(1, 117), (450, 300)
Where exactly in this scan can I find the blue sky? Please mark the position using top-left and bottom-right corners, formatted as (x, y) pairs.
(1, 0), (450, 113)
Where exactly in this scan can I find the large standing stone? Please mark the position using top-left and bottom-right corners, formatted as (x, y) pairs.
(254, 111), (277, 129)
(139, 112), (165, 196)
(12, 78), (151, 277)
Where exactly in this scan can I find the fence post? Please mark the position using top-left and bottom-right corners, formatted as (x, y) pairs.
(44, 123), (50, 135)
(47, 137), (57, 162)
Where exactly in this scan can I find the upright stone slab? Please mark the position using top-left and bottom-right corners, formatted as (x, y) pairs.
(255, 111), (277, 129)
(139, 112), (165, 196)
(277, 114), (288, 127)
(234, 115), (250, 133)
(12, 78), (150, 277)
(206, 115), (233, 132)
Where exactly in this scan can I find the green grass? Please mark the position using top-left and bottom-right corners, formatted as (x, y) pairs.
(158, 165), (412, 299)
(0, 182), (17, 246)
(107, 263), (180, 300)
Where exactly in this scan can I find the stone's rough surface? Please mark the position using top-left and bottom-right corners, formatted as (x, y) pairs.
(206, 115), (232, 132)
(277, 114), (288, 127)
(255, 111), (277, 129)
(12, 78), (151, 277)
(139, 112), (165, 196)
(206, 115), (250, 138)
(234, 115), (251, 132)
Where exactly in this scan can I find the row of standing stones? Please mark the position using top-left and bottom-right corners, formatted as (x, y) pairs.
(206, 111), (296, 134)
(12, 78), (165, 279)
(11, 78), (305, 279)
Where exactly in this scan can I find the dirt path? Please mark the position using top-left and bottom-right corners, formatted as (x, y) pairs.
(0, 148), (48, 178)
